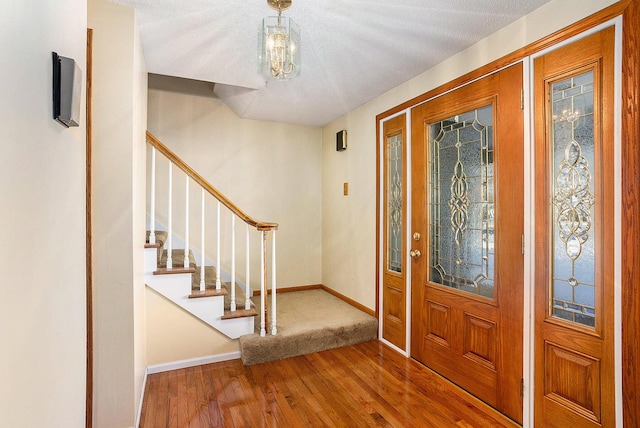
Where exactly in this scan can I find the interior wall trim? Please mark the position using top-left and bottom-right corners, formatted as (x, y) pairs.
(85, 26), (93, 428)
(320, 285), (376, 318)
(621, 0), (640, 425)
(376, 0), (631, 123)
(146, 352), (242, 375)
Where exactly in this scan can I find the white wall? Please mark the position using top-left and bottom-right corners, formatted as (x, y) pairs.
(89, 0), (147, 426)
(0, 1), (87, 427)
(321, 0), (618, 309)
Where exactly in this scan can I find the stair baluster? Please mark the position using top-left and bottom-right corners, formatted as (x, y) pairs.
(245, 224), (251, 311)
(260, 230), (266, 337)
(215, 201), (221, 290)
(230, 215), (236, 311)
(271, 230), (277, 335)
(149, 147), (156, 244)
(199, 189), (206, 291)
(183, 175), (190, 268)
(166, 162), (173, 269)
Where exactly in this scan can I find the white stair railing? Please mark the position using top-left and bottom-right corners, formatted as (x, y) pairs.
(183, 176), (190, 268)
(260, 231), (266, 336)
(146, 131), (278, 334)
(149, 147), (156, 245)
(245, 224), (251, 311)
(166, 162), (173, 269)
(271, 230), (277, 335)
(230, 215), (236, 312)
(216, 201), (221, 291)
(199, 189), (206, 291)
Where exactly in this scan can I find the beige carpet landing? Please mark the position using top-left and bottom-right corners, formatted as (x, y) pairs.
(239, 289), (378, 365)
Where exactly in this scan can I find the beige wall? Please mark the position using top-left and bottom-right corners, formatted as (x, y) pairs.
(132, 10), (149, 422)
(146, 288), (239, 365)
(146, 89), (322, 364)
(321, 0), (618, 309)
(89, 0), (147, 426)
(0, 1), (87, 426)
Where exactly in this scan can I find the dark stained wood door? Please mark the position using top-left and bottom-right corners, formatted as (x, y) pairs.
(410, 63), (524, 423)
(533, 27), (615, 427)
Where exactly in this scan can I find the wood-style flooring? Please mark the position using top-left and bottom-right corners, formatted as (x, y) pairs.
(140, 340), (520, 427)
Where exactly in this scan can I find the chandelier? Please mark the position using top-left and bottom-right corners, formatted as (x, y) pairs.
(259, 0), (301, 80)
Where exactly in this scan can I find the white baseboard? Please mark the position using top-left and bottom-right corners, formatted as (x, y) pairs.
(146, 351), (242, 374)
(135, 368), (148, 428)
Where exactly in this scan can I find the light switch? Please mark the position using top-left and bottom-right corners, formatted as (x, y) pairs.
(343, 182), (349, 196)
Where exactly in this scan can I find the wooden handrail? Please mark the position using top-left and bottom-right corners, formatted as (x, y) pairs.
(146, 131), (278, 231)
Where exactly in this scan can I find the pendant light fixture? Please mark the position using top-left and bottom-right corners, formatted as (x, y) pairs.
(258, 0), (301, 80)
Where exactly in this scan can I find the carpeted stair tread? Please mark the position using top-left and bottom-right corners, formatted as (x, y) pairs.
(158, 249), (197, 270)
(145, 230), (167, 248)
(190, 265), (255, 311)
(188, 288), (228, 299)
(222, 307), (258, 320)
(153, 266), (196, 275)
(144, 232), (254, 315)
(191, 265), (218, 290)
(239, 289), (378, 365)
(223, 282), (255, 311)
(146, 231), (168, 264)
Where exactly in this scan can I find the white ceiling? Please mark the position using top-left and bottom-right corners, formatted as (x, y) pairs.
(111, 0), (551, 127)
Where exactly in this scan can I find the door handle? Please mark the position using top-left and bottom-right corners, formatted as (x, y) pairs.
(410, 249), (421, 259)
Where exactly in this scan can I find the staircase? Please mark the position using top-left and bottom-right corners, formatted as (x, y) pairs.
(145, 131), (378, 365)
(144, 230), (259, 339)
(145, 131), (279, 340)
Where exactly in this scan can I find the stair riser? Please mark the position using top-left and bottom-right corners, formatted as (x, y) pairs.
(144, 248), (158, 274)
(145, 236), (255, 339)
(146, 272), (255, 338)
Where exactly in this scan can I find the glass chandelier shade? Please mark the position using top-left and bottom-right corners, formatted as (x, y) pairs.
(259, 14), (300, 80)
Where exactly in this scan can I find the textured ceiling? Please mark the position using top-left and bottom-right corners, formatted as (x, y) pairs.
(111, 0), (551, 127)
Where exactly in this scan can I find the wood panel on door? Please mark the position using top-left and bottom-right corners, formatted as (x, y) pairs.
(410, 63), (524, 423)
(382, 114), (407, 351)
(533, 27), (615, 428)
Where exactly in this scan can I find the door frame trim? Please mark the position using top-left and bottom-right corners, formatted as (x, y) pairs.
(378, 109), (412, 357)
(85, 27), (93, 428)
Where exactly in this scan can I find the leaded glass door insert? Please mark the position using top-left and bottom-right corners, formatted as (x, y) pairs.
(388, 133), (403, 273)
(429, 105), (495, 298)
(550, 71), (596, 327)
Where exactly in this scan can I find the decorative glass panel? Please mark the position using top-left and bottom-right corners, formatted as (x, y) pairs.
(550, 70), (596, 328)
(387, 134), (403, 273)
(429, 105), (494, 298)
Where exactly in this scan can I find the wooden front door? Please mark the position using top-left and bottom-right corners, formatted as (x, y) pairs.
(410, 63), (524, 423)
(533, 27), (615, 427)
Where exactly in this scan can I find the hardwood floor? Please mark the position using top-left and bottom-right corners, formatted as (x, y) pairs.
(140, 340), (520, 427)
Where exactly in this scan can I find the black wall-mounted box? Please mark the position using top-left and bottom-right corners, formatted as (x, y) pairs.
(52, 52), (81, 128)
(336, 129), (347, 151)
